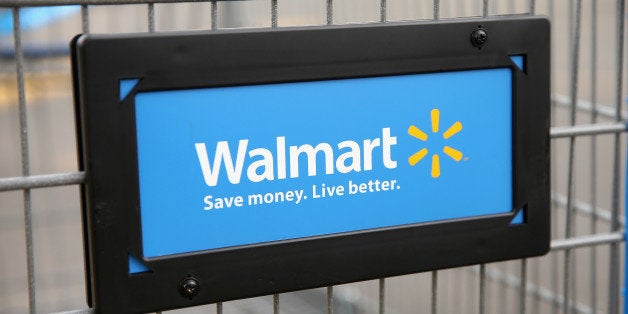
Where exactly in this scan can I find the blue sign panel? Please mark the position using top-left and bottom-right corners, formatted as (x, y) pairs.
(135, 68), (513, 258)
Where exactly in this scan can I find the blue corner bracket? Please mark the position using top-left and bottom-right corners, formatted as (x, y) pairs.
(510, 208), (525, 225)
(509, 55), (525, 72)
(119, 78), (140, 101)
(128, 254), (150, 274)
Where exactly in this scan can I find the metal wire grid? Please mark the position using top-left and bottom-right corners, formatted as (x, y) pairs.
(0, 0), (626, 313)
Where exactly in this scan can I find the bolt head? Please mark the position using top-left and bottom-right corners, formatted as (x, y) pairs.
(471, 29), (488, 48)
(179, 277), (200, 299)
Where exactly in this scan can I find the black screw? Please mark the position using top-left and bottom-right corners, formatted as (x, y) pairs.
(471, 29), (488, 48)
(179, 277), (200, 299)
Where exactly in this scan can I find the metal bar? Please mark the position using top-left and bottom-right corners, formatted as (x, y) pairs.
(588, 1), (599, 312)
(0, 172), (86, 192)
(81, 4), (89, 33)
(499, 263), (509, 314)
(608, 1), (625, 312)
(326, 0), (332, 25)
(433, 0), (439, 20)
(551, 246), (559, 314)
(552, 94), (628, 120)
(326, 9), (334, 314)
(479, 264), (486, 314)
(327, 286), (333, 314)
(216, 302), (222, 314)
(269, 6), (280, 313)
(550, 123), (626, 138)
(51, 309), (94, 314)
(564, 2), (583, 312)
(379, 0), (386, 23)
(12, 8), (36, 314)
(550, 232), (625, 251)
(531, 259), (541, 314)
(529, 0), (535, 14)
(379, 278), (385, 314)
(431, 271), (437, 314)
(273, 293), (279, 314)
(551, 193), (625, 226)
(148, 3), (155, 32)
(271, 0), (277, 28)
(549, 3), (557, 312)
(483, 0), (488, 17)
(520, 259), (527, 314)
(211, 0), (217, 29)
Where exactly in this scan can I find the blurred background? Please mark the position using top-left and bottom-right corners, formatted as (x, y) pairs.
(0, 0), (626, 313)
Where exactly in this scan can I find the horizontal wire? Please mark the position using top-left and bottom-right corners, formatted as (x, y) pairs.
(0, 171), (85, 192)
(550, 122), (626, 138)
(550, 232), (625, 251)
(552, 94), (628, 120)
(51, 309), (94, 314)
(552, 193), (625, 226)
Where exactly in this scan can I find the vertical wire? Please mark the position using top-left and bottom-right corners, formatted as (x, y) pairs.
(379, 278), (385, 314)
(273, 293), (279, 314)
(271, 0), (278, 28)
(212, 9), (220, 314)
(270, 1), (278, 311)
(211, 0), (217, 30)
(588, 1), (599, 313)
(327, 286), (333, 314)
(431, 5), (439, 312)
(380, 0), (386, 23)
(482, 0), (488, 17)
(441, 271), (449, 313)
(608, 1), (625, 313)
(548, 2), (559, 314)
(270, 5), (278, 311)
(529, 0), (535, 14)
(431, 271), (438, 314)
(12, 7), (35, 314)
(532, 259), (540, 314)
(453, 269), (462, 313)
(148, 3), (155, 32)
(519, 259), (527, 314)
(270, 9), (279, 314)
(433, 0), (439, 20)
(326, 0), (333, 25)
(325, 14), (335, 314)
(81, 5), (89, 33)
(564, 1), (583, 314)
(479, 264), (486, 314)
(499, 263), (509, 314)
(464, 267), (472, 314)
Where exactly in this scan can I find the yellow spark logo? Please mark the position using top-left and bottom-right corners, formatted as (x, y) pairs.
(408, 109), (463, 178)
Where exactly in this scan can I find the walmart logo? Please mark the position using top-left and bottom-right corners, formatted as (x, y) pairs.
(407, 109), (463, 178)
(194, 108), (465, 186)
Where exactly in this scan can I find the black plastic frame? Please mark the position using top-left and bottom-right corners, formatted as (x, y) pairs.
(72, 16), (550, 314)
